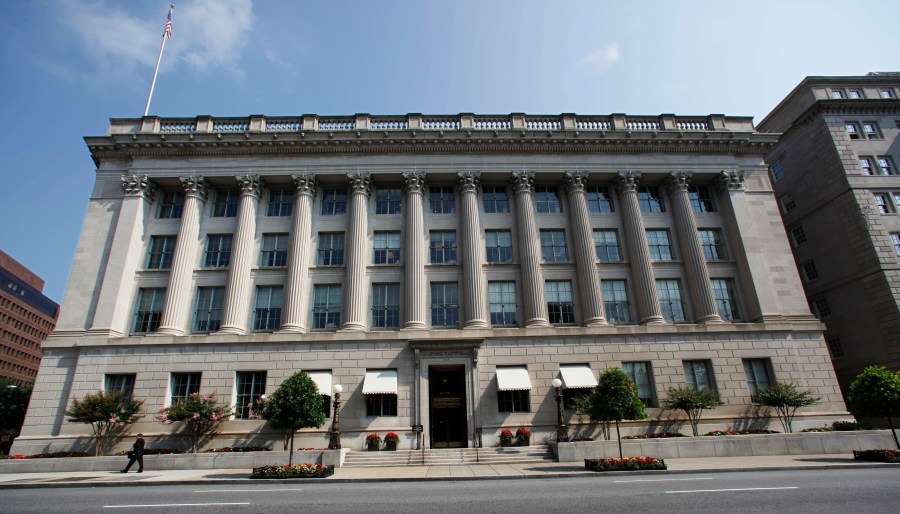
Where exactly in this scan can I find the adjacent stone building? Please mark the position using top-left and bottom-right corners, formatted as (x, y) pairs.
(13, 112), (847, 455)
(758, 74), (900, 392)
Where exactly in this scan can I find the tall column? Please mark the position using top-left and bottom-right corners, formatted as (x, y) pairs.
(156, 176), (207, 335)
(341, 173), (372, 331)
(280, 174), (318, 332)
(402, 172), (427, 329)
(614, 172), (665, 325)
(511, 171), (550, 327)
(666, 172), (722, 324)
(457, 172), (489, 328)
(218, 175), (263, 334)
(89, 175), (157, 337)
(564, 171), (608, 326)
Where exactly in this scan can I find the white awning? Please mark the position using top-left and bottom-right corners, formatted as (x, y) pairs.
(496, 366), (532, 391)
(306, 370), (333, 395)
(362, 370), (398, 394)
(560, 365), (597, 389)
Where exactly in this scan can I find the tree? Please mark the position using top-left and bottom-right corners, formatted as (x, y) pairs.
(847, 366), (900, 449)
(0, 379), (32, 432)
(576, 368), (647, 458)
(157, 392), (231, 453)
(64, 390), (144, 456)
(753, 382), (819, 433)
(258, 372), (327, 466)
(662, 386), (723, 437)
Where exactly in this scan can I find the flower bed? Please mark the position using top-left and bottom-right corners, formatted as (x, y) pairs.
(853, 450), (900, 463)
(703, 430), (779, 436)
(114, 448), (182, 456)
(251, 464), (335, 479)
(0, 451), (89, 459)
(800, 427), (833, 433)
(585, 457), (667, 471)
(622, 432), (686, 439)
(205, 446), (270, 453)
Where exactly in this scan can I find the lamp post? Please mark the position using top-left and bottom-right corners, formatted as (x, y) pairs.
(328, 384), (343, 449)
(551, 378), (569, 443)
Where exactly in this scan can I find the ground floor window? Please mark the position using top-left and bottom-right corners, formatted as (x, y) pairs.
(622, 361), (655, 406)
(170, 372), (201, 404)
(742, 359), (774, 398)
(498, 390), (530, 412)
(366, 394), (397, 416)
(683, 360), (715, 392)
(235, 371), (266, 419)
(104, 374), (136, 400)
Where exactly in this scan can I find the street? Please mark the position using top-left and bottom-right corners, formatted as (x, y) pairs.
(2, 467), (899, 513)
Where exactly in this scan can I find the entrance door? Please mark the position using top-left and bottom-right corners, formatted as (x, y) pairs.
(429, 365), (467, 448)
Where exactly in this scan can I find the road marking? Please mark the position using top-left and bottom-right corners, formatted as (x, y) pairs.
(615, 477), (715, 483)
(666, 487), (799, 494)
(193, 488), (303, 493)
(104, 503), (250, 508)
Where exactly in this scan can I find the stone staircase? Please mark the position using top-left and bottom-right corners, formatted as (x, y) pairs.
(342, 445), (556, 468)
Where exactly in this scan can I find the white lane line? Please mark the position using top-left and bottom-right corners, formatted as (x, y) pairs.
(194, 488), (303, 493)
(615, 477), (715, 483)
(666, 487), (799, 494)
(104, 503), (250, 508)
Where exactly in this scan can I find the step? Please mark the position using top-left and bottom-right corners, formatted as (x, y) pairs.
(342, 446), (556, 467)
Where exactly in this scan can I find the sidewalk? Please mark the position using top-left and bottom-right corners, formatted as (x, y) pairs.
(0, 454), (892, 488)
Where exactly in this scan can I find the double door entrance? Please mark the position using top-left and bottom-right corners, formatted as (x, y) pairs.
(429, 365), (467, 448)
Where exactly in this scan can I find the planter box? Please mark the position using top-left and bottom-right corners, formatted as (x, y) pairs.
(585, 457), (667, 472)
(251, 465), (335, 479)
(384, 441), (397, 451)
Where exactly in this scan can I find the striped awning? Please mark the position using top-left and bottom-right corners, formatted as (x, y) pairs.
(362, 370), (398, 394)
(306, 370), (333, 395)
(560, 365), (597, 389)
(496, 366), (532, 391)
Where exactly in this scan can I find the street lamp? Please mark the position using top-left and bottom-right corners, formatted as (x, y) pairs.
(551, 378), (569, 443)
(328, 384), (343, 450)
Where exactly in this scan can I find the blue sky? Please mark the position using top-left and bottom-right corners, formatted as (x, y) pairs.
(1, 0), (898, 303)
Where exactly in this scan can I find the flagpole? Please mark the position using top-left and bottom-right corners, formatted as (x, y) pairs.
(144, 4), (174, 117)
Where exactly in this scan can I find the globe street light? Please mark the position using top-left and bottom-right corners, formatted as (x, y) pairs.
(328, 384), (343, 450)
(551, 378), (569, 443)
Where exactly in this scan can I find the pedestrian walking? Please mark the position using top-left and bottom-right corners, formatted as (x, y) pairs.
(121, 433), (145, 473)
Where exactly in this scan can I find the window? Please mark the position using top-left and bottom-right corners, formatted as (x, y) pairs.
(105, 374), (136, 400)
(366, 394), (397, 416)
(170, 372), (201, 403)
(602, 280), (630, 323)
(546, 280), (575, 324)
(540, 230), (568, 262)
(880, 89), (895, 99)
(780, 193), (796, 213)
(828, 338), (844, 358)
(267, 189), (293, 217)
(253, 286), (283, 331)
(376, 187), (401, 215)
(698, 229), (726, 260)
(204, 235), (233, 268)
(498, 390), (529, 413)
(157, 191), (184, 219)
(430, 231), (457, 264)
(770, 162), (786, 183)
(876, 157), (896, 176)
(862, 122), (882, 139)
(801, 261), (819, 282)
(646, 230), (674, 261)
(892, 233), (900, 256)
(711, 279), (740, 321)
(689, 186), (716, 213)
(845, 122), (861, 140)
(430, 282), (459, 327)
(147, 236), (176, 269)
(235, 371), (266, 419)
(743, 359), (773, 398)
(260, 234), (289, 268)
(874, 193), (893, 214)
(623, 362), (655, 406)
(656, 280), (685, 322)
(371, 283), (400, 329)
(683, 360), (715, 392)
(830, 90), (845, 99)
(813, 297), (831, 318)
(860, 157), (874, 175)
(593, 230), (621, 262)
(211, 189), (238, 217)
(534, 185), (562, 213)
(482, 186), (509, 213)
(849, 89), (863, 99)
(193, 286), (225, 332)
(312, 284), (342, 330)
(637, 187), (665, 212)
(485, 230), (513, 263)
(429, 186), (455, 214)
(562, 388), (591, 410)
(488, 281), (517, 326)
(321, 189), (347, 215)
(373, 232), (401, 264)
(586, 186), (614, 213)
(317, 233), (345, 266)
(790, 226), (807, 246)
(132, 288), (165, 333)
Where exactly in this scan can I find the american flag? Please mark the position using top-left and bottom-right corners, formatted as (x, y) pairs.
(163, 5), (173, 39)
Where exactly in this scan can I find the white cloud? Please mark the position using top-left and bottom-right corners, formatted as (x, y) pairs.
(581, 42), (620, 76)
(177, 0), (254, 72)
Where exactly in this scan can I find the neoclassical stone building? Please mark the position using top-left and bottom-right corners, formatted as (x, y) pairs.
(13, 113), (847, 454)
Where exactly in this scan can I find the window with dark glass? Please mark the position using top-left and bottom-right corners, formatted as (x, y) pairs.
(802, 261), (819, 282)
(321, 189), (347, 215)
(253, 286), (283, 331)
(312, 284), (342, 330)
(534, 185), (562, 213)
(193, 286), (225, 332)
(637, 187), (665, 212)
(366, 394), (397, 416)
(429, 186), (455, 214)
(260, 234), (289, 268)
(376, 187), (401, 214)
(743, 359), (773, 398)
(593, 230), (620, 262)
(147, 236), (176, 269)
(656, 280), (685, 322)
(430, 231), (457, 264)
(498, 390), (529, 413)
(698, 229), (725, 260)
(371, 283), (400, 329)
(430, 282), (459, 327)
(540, 230), (568, 262)
(235, 371), (266, 419)
(317, 233), (345, 266)
(586, 186), (614, 213)
(204, 235), (233, 268)
(157, 191), (184, 219)
(711, 279), (740, 321)
(546, 280), (575, 324)
(688, 186), (716, 213)
(683, 360), (714, 392)
(485, 230), (513, 263)
(770, 161), (786, 182)
(211, 189), (239, 217)
(622, 362), (655, 406)
(646, 230), (673, 261)
(105, 374), (136, 400)
(482, 186), (509, 213)
(170, 372), (201, 403)
(602, 280), (630, 323)
(267, 189), (293, 217)
(132, 288), (165, 334)
(373, 232), (401, 264)
(488, 281), (517, 326)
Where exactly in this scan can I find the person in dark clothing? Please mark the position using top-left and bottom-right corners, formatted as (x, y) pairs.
(121, 433), (145, 473)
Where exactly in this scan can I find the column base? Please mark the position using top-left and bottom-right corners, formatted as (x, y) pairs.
(276, 324), (307, 333)
(86, 328), (125, 338)
(216, 326), (246, 335)
(696, 314), (725, 324)
(152, 326), (185, 336)
(582, 317), (609, 327)
(463, 320), (489, 329)
(640, 316), (667, 326)
(402, 322), (428, 330)
(524, 318), (551, 328)
(338, 323), (367, 332)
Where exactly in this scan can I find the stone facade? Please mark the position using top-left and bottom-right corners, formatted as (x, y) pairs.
(13, 112), (847, 455)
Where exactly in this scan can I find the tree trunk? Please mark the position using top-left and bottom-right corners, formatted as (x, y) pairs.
(288, 429), (295, 467)
(888, 417), (899, 450)
(615, 420), (623, 459)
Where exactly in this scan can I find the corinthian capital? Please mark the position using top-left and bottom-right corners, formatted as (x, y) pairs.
(716, 170), (746, 192)
(510, 171), (535, 194)
(564, 171), (590, 193)
(235, 174), (264, 199)
(347, 172), (372, 195)
(179, 175), (209, 201)
(665, 171), (693, 193)
(292, 174), (318, 198)
(402, 172), (427, 194)
(614, 171), (641, 194)
(457, 171), (481, 194)
(121, 174), (156, 200)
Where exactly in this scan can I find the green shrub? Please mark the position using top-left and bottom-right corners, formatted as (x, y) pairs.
(661, 387), (722, 436)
